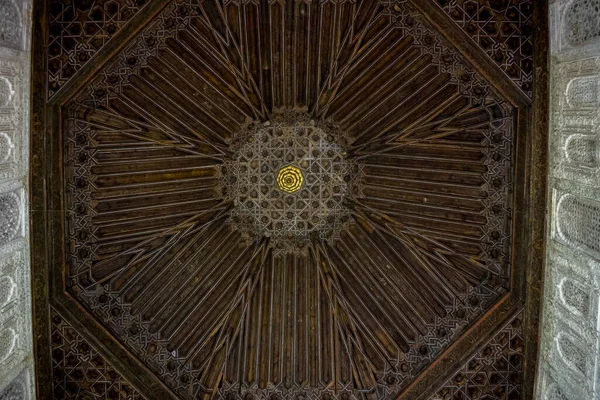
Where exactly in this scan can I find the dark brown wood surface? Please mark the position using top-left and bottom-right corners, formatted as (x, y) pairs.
(30, 0), (548, 399)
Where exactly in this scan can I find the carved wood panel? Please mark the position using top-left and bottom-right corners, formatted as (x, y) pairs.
(429, 312), (524, 400)
(47, 0), (149, 97)
(435, 0), (534, 97)
(32, 0), (545, 399)
(50, 307), (147, 400)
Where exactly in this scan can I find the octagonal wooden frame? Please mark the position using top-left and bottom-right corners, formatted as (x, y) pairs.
(29, 0), (549, 399)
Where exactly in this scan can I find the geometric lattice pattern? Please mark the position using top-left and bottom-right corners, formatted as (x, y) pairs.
(436, 0), (534, 97)
(429, 312), (524, 400)
(50, 307), (147, 400)
(221, 112), (359, 254)
(47, 0), (147, 97)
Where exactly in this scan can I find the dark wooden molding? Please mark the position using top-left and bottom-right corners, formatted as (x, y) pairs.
(522, 1), (550, 399)
(30, 0), (52, 397)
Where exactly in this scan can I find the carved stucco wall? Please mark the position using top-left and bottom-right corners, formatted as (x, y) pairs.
(0, 0), (33, 399)
(537, 1), (600, 399)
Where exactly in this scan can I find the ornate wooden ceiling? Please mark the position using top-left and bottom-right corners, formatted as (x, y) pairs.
(30, 0), (549, 399)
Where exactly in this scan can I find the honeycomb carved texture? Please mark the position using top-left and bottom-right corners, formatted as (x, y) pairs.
(563, 0), (600, 47)
(565, 134), (597, 167)
(545, 384), (569, 400)
(0, 370), (29, 400)
(436, 0), (534, 97)
(60, 0), (517, 398)
(429, 312), (524, 400)
(0, 274), (15, 308)
(0, 327), (16, 362)
(0, 0), (23, 51)
(556, 333), (587, 375)
(50, 307), (147, 400)
(0, 132), (13, 165)
(559, 278), (590, 317)
(556, 193), (600, 258)
(47, 0), (148, 97)
(0, 76), (14, 107)
(0, 191), (21, 247)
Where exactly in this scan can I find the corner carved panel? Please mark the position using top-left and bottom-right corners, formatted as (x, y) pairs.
(47, 0), (149, 98)
(428, 312), (524, 400)
(435, 0), (534, 98)
(50, 307), (147, 400)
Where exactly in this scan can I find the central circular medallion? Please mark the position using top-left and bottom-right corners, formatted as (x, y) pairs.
(219, 112), (361, 254)
(277, 165), (304, 193)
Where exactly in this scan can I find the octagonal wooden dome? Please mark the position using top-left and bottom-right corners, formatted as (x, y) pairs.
(30, 0), (548, 399)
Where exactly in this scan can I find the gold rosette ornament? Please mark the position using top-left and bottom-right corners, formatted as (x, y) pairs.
(277, 165), (304, 193)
